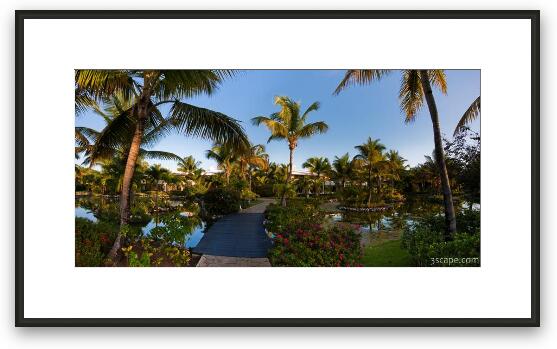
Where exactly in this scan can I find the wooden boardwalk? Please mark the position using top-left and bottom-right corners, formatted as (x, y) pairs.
(192, 199), (274, 258)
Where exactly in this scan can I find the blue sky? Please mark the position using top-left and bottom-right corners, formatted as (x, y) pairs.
(76, 70), (480, 171)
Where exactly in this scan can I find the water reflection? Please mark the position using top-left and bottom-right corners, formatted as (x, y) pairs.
(328, 196), (480, 246)
(75, 195), (206, 248)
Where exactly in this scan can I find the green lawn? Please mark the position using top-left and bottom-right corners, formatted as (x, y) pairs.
(361, 239), (414, 267)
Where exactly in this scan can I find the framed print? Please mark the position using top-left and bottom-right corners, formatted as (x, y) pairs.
(15, 10), (540, 326)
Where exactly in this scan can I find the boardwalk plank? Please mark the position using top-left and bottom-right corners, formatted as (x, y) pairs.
(192, 199), (274, 258)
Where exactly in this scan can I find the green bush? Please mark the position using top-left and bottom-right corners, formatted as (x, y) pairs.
(203, 186), (241, 216)
(240, 188), (258, 203)
(264, 199), (322, 234)
(253, 183), (275, 197)
(129, 205), (151, 224)
(401, 210), (480, 267)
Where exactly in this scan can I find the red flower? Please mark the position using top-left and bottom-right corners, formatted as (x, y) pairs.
(283, 238), (289, 245)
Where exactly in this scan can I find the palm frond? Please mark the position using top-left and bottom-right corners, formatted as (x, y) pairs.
(75, 88), (98, 116)
(333, 69), (391, 95)
(399, 70), (424, 122)
(156, 70), (235, 101)
(251, 116), (289, 141)
(169, 101), (249, 150)
(454, 96), (481, 136)
(428, 69), (448, 94)
(140, 149), (183, 162)
(75, 70), (137, 101)
(300, 101), (320, 123)
(85, 107), (136, 165)
(298, 121), (329, 139)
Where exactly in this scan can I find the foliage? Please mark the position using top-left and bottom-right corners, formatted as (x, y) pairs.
(75, 218), (119, 267)
(272, 183), (297, 202)
(264, 199), (323, 234)
(400, 209), (480, 266)
(203, 186), (241, 216)
(444, 128), (481, 201)
(121, 237), (191, 267)
(240, 188), (258, 203)
(253, 183), (275, 197)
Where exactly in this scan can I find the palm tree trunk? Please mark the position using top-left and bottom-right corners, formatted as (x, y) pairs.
(282, 145), (294, 206)
(367, 166), (373, 207)
(155, 188), (159, 212)
(107, 94), (150, 261)
(419, 70), (457, 237)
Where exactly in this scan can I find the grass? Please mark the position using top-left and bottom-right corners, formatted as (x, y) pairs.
(361, 239), (413, 267)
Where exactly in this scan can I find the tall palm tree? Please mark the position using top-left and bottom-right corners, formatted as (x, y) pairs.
(332, 153), (355, 191)
(454, 96), (481, 136)
(354, 138), (386, 206)
(334, 69), (457, 236)
(75, 70), (249, 260)
(302, 157), (331, 195)
(251, 96), (328, 206)
(205, 142), (238, 185)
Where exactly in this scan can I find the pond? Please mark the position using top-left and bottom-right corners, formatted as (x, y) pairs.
(326, 196), (480, 246)
(75, 195), (207, 249)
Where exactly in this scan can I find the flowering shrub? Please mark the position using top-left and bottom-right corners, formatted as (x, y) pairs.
(75, 218), (119, 267)
(268, 224), (363, 267)
(75, 217), (193, 267)
(265, 201), (362, 267)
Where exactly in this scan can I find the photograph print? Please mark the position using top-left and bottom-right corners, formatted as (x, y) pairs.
(74, 69), (481, 268)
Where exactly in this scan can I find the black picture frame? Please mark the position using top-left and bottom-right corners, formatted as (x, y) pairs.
(15, 10), (540, 327)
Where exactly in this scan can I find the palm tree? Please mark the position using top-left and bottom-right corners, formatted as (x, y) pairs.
(354, 138), (386, 206)
(332, 153), (355, 191)
(177, 155), (201, 175)
(205, 142), (238, 185)
(295, 175), (314, 198)
(302, 157), (331, 195)
(385, 150), (407, 185)
(251, 96), (328, 206)
(237, 143), (269, 190)
(75, 70), (248, 259)
(145, 164), (170, 212)
(454, 96), (481, 136)
(421, 154), (442, 193)
(334, 69), (457, 236)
